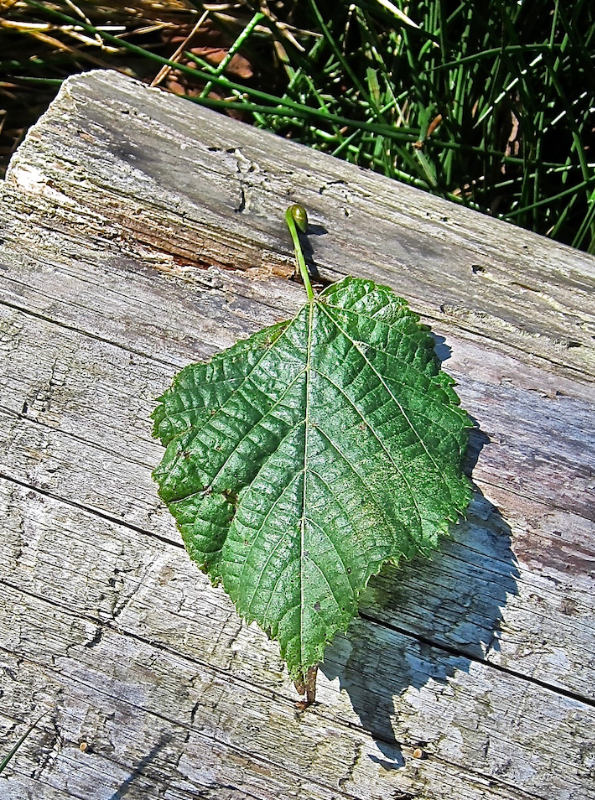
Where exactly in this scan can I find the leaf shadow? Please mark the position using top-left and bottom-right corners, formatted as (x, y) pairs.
(431, 333), (451, 363)
(108, 734), (172, 799)
(320, 429), (518, 770)
(288, 226), (330, 289)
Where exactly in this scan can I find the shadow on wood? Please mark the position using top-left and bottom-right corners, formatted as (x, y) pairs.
(1, 69), (593, 800)
(321, 422), (518, 769)
(109, 734), (172, 800)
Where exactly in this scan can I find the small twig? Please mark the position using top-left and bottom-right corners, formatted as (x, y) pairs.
(294, 665), (318, 710)
(150, 10), (210, 88)
(62, 0), (102, 47)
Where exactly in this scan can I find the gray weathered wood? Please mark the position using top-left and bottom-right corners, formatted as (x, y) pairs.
(0, 69), (594, 800)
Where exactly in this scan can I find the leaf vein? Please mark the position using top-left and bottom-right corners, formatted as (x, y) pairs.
(313, 423), (420, 541)
(308, 469), (380, 581)
(303, 515), (354, 606)
(314, 367), (425, 535)
(238, 465), (304, 617)
(164, 313), (302, 451)
(319, 304), (454, 505)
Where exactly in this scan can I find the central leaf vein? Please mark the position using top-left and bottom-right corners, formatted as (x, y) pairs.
(201, 368), (306, 491)
(300, 298), (315, 668)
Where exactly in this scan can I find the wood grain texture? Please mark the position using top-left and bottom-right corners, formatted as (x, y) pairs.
(0, 70), (594, 800)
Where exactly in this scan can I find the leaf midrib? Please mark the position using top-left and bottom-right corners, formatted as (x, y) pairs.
(300, 298), (315, 668)
(171, 294), (431, 575)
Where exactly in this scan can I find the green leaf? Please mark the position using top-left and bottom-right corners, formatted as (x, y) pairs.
(152, 272), (472, 696)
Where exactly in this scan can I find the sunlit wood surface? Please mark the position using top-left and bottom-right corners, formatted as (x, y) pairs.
(0, 70), (593, 800)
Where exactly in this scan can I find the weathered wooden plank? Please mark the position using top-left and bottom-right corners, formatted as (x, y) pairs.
(1, 212), (593, 522)
(2, 437), (592, 707)
(1, 394), (592, 703)
(0, 654), (347, 800)
(2, 648), (569, 800)
(1, 463), (595, 800)
(0, 284), (588, 689)
(5, 72), (595, 383)
(1, 295), (594, 703)
(2, 178), (592, 406)
(1, 69), (594, 800)
(2, 530), (594, 800)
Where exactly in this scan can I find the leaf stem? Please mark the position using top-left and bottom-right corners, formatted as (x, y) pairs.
(285, 205), (314, 301)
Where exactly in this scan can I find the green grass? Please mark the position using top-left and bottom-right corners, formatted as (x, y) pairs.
(1, 0), (594, 251)
(0, 713), (46, 776)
